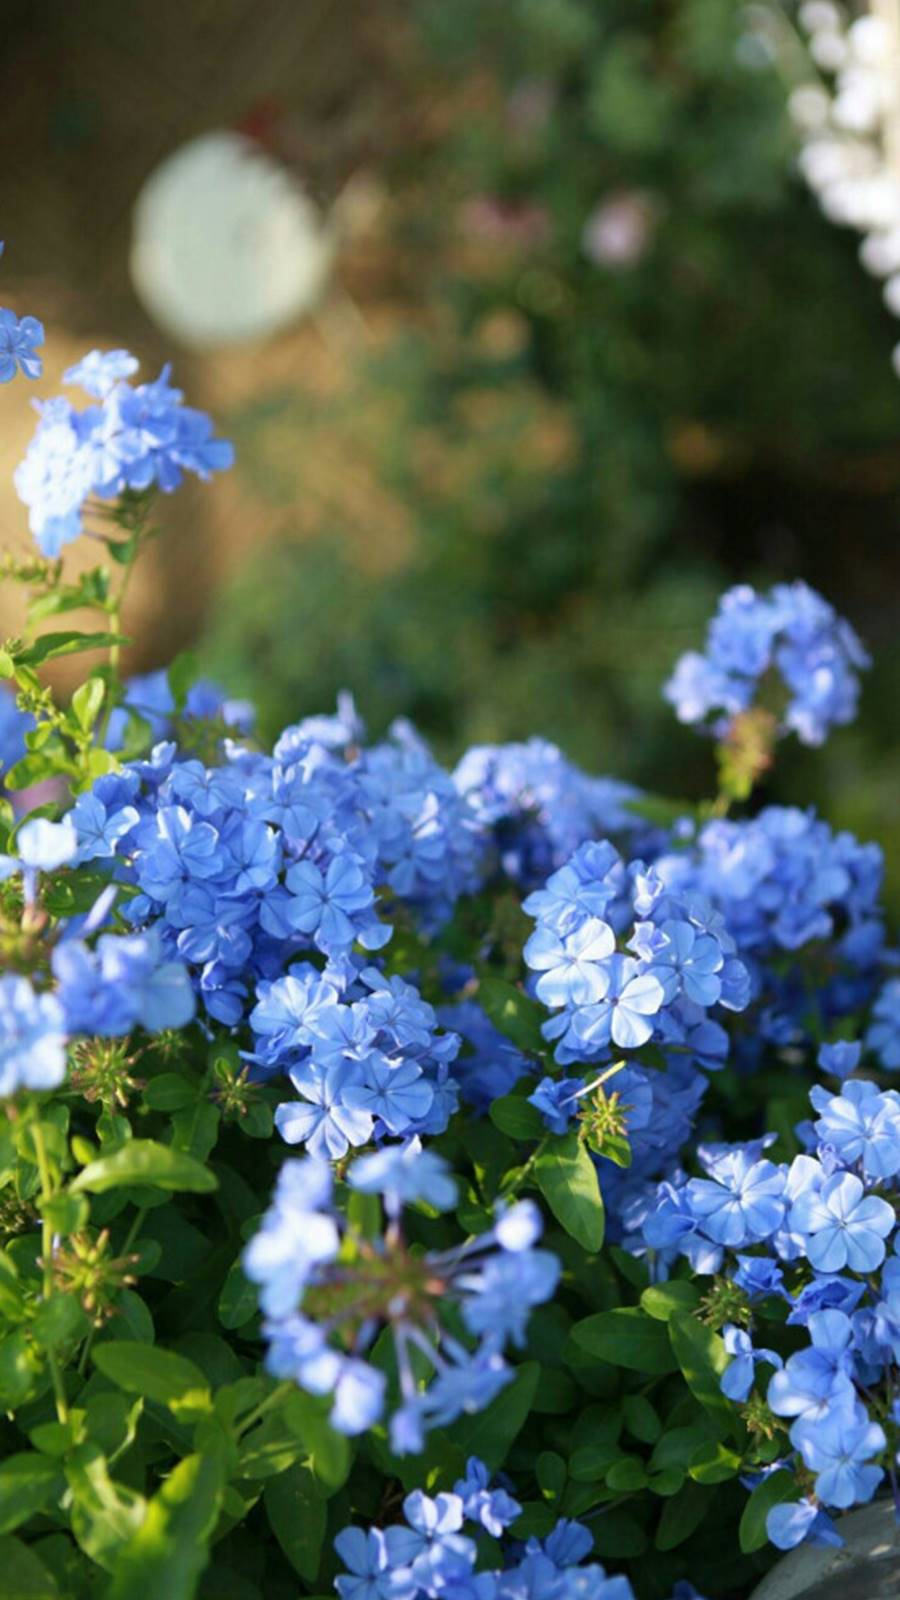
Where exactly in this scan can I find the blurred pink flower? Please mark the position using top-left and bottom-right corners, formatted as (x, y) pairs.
(582, 191), (658, 268)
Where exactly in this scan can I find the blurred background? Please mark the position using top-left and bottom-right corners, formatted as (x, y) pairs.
(1, 0), (898, 894)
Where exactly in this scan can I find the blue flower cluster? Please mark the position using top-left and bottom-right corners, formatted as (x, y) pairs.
(522, 838), (750, 1066)
(453, 737), (647, 888)
(654, 806), (886, 1055)
(640, 1069), (900, 1549)
(66, 704), (488, 1033)
(242, 1148), (559, 1453)
(664, 581), (869, 746)
(333, 1468), (706, 1599)
(257, 962), (462, 1159)
(0, 814), (194, 1091)
(14, 349), (233, 556)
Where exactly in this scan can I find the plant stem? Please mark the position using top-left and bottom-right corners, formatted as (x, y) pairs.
(235, 1379), (297, 1438)
(32, 1121), (69, 1425)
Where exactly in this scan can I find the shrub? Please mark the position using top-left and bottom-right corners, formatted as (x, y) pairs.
(0, 309), (896, 1600)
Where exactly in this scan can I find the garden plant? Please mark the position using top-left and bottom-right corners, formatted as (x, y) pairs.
(0, 297), (898, 1600)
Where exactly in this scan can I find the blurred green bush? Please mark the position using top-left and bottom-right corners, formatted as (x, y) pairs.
(201, 0), (900, 895)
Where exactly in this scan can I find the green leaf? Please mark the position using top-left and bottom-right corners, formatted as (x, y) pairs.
(640, 1281), (700, 1322)
(283, 1390), (351, 1491)
(605, 1456), (647, 1491)
(622, 1393), (661, 1444)
(688, 1439), (743, 1484)
(141, 1074), (199, 1113)
(0, 651), (14, 679)
(0, 1330), (40, 1408)
(571, 1309), (678, 1374)
(71, 678), (105, 733)
(489, 1094), (545, 1141)
(92, 1342), (211, 1418)
(739, 1469), (798, 1554)
(70, 1139), (217, 1195)
(264, 1464), (327, 1582)
(668, 1313), (740, 1440)
(0, 1455), (64, 1536)
(535, 1132), (604, 1252)
(445, 1360), (540, 1471)
(655, 1479), (713, 1550)
(17, 631), (128, 667)
(476, 977), (545, 1053)
(106, 1452), (225, 1600)
(65, 1445), (146, 1571)
(217, 1260), (258, 1330)
(0, 1536), (59, 1598)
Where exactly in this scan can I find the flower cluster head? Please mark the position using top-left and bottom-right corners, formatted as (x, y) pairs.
(66, 699), (490, 1033)
(664, 582), (869, 747)
(260, 963), (463, 1159)
(242, 1148), (559, 1453)
(334, 1475), (705, 1599)
(653, 805), (885, 1053)
(453, 738), (647, 889)
(523, 838), (749, 1067)
(14, 349), (234, 556)
(0, 810), (195, 1094)
(641, 1073), (900, 1548)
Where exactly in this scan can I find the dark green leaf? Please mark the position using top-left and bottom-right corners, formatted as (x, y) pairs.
(217, 1260), (258, 1330)
(571, 1309), (678, 1374)
(668, 1313), (740, 1441)
(535, 1132), (604, 1252)
(0, 1536), (59, 1598)
(655, 1480), (713, 1550)
(489, 1094), (545, 1141)
(283, 1390), (351, 1492)
(476, 977), (545, 1053)
(0, 1455), (64, 1536)
(264, 1463), (327, 1582)
(739, 1469), (798, 1554)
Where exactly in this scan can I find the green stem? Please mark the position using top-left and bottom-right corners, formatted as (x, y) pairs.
(236, 1379), (296, 1438)
(32, 1121), (69, 1425)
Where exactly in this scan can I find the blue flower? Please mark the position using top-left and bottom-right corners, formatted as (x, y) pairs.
(348, 1138), (458, 1214)
(334, 1527), (416, 1600)
(792, 1410), (885, 1509)
(453, 1458), (521, 1538)
(818, 1040), (862, 1080)
(810, 1080), (900, 1180)
(0, 977), (66, 1094)
(768, 1310), (857, 1422)
(686, 1152), (786, 1248)
(789, 1171), (895, 1273)
(0, 307), (44, 382)
(720, 1324), (782, 1402)
(767, 1499), (842, 1551)
(524, 918), (615, 1008)
(275, 1061), (374, 1161)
